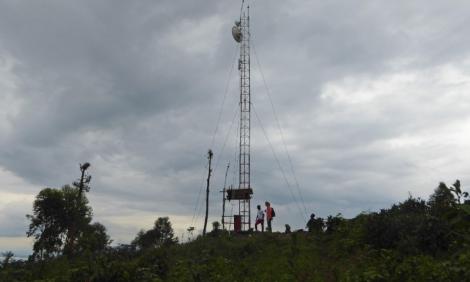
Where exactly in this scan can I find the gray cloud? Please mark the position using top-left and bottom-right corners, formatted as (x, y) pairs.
(1, 0), (470, 254)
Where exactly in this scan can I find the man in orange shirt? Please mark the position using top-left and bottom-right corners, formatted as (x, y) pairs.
(265, 201), (274, 232)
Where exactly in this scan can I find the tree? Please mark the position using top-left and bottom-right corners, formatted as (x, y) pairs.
(26, 162), (95, 259)
(428, 182), (456, 216)
(325, 214), (344, 234)
(132, 217), (177, 250)
(26, 187), (71, 259)
(62, 185), (94, 256)
(449, 180), (469, 204)
(212, 221), (220, 232)
(26, 185), (92, 259)
(77, 222), (112, 253)
(1, 251), (14, 268)
(363, 194), (452, 255)
(65, 162), (92, 255)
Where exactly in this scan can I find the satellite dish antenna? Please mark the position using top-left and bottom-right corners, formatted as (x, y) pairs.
(232, 21), (242, 43)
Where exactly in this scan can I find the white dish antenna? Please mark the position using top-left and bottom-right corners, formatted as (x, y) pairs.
(232, 21), (242, 43)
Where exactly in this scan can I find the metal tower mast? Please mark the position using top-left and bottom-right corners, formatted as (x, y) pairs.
(227, 4), (253, 232)
(238, 6), (251, 231)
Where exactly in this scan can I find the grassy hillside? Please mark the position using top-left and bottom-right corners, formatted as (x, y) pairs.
(2, 228), (470, 281)
(1, 182), (470, 281)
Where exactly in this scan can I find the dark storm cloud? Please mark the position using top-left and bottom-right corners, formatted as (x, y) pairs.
(1, 0), (470, 250)
(0, 0), (238, 182)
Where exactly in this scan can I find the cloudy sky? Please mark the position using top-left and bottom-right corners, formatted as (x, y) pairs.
(1, 0), (470, 257)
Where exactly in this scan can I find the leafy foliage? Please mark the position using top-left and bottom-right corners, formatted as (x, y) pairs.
(132, 217), (177, 250)
(362, 193), (456, 255)
(26, 185), (93, 259)
(77, 222), (112, 253)
(1, 251), (14, 268)
(212, 221), (220, 232)
(450, 179), (469, 204)
(3, 179), (470, 281)
(25, 164), (111, 260)
(428, 182), (456, 215)
(306, 214), (324, 233)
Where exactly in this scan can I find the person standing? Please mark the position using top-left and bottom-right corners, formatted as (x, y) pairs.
(265, 201), (274, 232)
(255, 205), (264, 232)
(306, 213), (323, 233)
(306, 213), (316, 232)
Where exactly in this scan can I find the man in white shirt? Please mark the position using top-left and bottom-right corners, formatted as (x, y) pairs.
(255, 205), (264, 232)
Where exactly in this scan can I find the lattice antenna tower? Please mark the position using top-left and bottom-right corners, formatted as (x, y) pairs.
(227, 3), (253, 231)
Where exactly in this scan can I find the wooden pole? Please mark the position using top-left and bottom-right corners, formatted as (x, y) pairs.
(221, 163), (230, 230)
(203, 150), (213, 236)
(221, 188), (225, 230)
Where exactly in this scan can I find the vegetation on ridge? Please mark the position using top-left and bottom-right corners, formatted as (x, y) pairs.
(1, 166), (470, 281)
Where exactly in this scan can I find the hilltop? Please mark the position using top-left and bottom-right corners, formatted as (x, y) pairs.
(1, 180), (470, 281)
